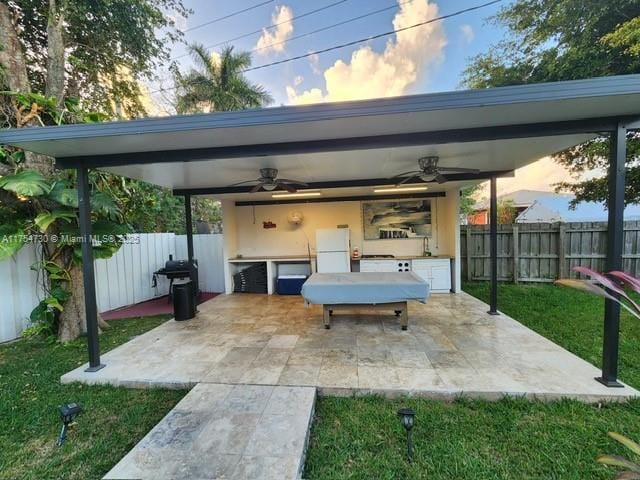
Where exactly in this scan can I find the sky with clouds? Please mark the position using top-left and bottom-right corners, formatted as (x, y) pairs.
(153, 0), (587, 196)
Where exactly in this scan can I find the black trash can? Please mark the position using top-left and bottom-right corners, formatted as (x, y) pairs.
(173, 280), (196, 321)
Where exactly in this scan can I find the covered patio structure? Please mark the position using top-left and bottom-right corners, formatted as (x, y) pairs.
(2, 74), (640, 399)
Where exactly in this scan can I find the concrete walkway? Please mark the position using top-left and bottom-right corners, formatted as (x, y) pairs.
(104, 383), (316, 480)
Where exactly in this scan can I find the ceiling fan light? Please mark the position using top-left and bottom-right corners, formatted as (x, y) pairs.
(262, 183), (277, 191)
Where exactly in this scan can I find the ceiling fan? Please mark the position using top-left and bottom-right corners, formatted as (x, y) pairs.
(391, 156), (480, 185)
(228, 168), (309, 193)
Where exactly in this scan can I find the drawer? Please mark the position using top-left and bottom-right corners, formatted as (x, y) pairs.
(411, 258), (450, 268)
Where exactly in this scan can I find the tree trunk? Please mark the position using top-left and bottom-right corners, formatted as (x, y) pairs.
(58, 263), (109, 342)
(0, 2), (30, 92)
(45, 0), (66, 107)
(58, 263), (85, 341)
(1, 0), (106, 343)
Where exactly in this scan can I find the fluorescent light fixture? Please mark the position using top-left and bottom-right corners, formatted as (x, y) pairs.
(373, 186), (428, 193)
(271, 191), (322, 198)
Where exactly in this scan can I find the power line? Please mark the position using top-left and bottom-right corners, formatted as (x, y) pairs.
(181, 0), (274, 34)
(252, 0), (416, 55)
(152, 0), (502, 95)
(246, 0), (502, 71)
(172, 0), (349, 61)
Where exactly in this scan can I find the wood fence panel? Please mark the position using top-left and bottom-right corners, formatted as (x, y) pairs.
(461, 221), (640, 282)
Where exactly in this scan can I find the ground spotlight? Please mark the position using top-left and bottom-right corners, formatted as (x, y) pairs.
(397, 407), (416, 462)
(57, 402), (83, 446)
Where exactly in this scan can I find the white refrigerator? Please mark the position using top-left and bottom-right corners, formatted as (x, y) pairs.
(316, 228), (351, 273)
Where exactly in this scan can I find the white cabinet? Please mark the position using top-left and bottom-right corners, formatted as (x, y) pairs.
(411, 258), (451, 293)
(359, 258), (452, 293)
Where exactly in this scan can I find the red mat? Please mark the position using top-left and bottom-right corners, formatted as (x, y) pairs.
(101, 292), (219, 320)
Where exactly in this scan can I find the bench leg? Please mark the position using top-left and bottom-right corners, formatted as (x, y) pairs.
(323, 305), (331, 329)
(400, 302), (408, 330)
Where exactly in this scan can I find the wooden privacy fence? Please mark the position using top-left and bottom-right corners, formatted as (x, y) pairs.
(461, 221), (640, 283)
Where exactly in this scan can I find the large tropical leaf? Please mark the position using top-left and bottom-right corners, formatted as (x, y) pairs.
(610, 432), (640, 457)
(34, 209), (76, 232)
(573, 266), (640, 314)
(0, 170), (50, 196)
(616, 471), (640, 479)
(48, 181), (78, 208)
(44, 296), (64, 312)
(609, 271), (640, 295)
(91, 191), (120, 220)
(597, 454), (640, 473)
(555, 278), (640, 320)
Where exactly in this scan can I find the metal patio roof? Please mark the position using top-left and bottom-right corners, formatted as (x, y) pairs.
(0, 75), (639, 197)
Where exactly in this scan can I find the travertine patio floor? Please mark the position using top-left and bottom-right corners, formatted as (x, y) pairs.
(104, 383), (315, 479)
(63, 292), (637, 402)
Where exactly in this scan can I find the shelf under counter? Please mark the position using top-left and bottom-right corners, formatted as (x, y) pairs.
(227, 256), (315, 294)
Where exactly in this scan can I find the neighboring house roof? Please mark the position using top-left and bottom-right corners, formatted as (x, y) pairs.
(477, 189), (640, 222)
(516, 201), (564, 223)
(475, 190), (563, 210)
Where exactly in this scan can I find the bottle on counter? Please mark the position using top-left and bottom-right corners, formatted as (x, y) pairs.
(352, 247), (360, 259)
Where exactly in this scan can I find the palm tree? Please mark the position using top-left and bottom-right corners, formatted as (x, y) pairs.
(174, 44), (273, 113)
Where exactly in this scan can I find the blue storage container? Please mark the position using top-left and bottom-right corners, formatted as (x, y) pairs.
(277, 275), (307, 295)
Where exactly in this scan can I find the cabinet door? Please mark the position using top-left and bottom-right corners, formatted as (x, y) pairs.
(376, 261), (397, 272)
(411, 267), (431, 283)
(430, 265), (451, 291)
(359, 261), (377, 272)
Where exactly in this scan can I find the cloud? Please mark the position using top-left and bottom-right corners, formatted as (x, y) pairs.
(255, 5), (294, 55)
(460, 24), (474, 44)
(308, 53), (321, 75)
(287, 0), (446, 105)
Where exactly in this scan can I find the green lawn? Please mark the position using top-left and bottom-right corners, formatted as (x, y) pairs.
(0, 315), (186, 480)
(304, 282), (640, 480)
(463, 282), (640, 388)
(4, 285), (640, 479)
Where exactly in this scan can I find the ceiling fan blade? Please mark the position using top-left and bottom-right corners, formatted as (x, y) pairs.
(397, 175), (420, 186)
(438, 167), (481, 174)
(390, 170), (421, 179)
(228, 179), (258, 186)
(435, 173), (448, 184)
(279, 182), (297, 193)
(278, 179), (309, 186)
(250, 183), (263, 193)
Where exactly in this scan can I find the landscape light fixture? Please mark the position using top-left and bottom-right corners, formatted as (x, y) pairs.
(397, 407), (416, 463)
(57, 402), (83, 446)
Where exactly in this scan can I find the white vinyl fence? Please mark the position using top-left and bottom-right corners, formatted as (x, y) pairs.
(0, 233), (224, 342)
(0, 245), (43, 342)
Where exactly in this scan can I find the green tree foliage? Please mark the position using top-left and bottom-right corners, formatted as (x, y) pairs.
(0, 1), (200, 341)
(6, 0), (189, 117)
(174, 44), (273, 113)
(460, 185), (481, 215)
(497, 199), (517, 224)
(463, 0), (640, 205)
